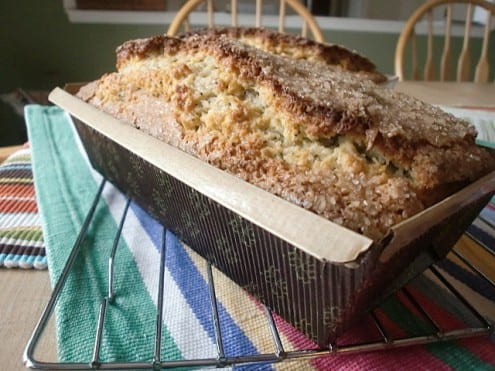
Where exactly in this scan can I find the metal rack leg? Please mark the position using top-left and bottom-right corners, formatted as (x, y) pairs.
(91, 197), (131, 368)
(153, 227), (167, 369)
(206, 262), (227, 366)
(263, 305), (286, 360)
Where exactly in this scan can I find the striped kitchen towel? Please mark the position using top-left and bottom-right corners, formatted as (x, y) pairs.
(0, 146), (46, 269)
(26, 105), (495, 369)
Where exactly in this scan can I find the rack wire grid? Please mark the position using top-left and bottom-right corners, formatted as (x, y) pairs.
(23, 179), (495, 370)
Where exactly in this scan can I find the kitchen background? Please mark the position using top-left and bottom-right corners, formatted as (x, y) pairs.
(1, 0), (492, 145)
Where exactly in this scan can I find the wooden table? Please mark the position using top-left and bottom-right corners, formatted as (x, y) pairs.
(0, 270), (56, 370)
(0, 144), (24, 163)
(0, 82), (494, 370)
(395, 81), (495, 107)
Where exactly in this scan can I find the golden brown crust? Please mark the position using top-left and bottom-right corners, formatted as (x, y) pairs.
(117, 27), (387, 84)
(178, 27), (386, 81)
(116, 36), (181, 70)
(79, 32), (495, 240)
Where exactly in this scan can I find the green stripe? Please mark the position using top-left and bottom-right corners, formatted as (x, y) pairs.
(381, 295), (491, 370)
(0, 228), (43, 242)
(26, 105), (182, 363)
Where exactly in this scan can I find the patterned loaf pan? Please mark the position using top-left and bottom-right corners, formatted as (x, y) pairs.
(49, 85), (495, 347)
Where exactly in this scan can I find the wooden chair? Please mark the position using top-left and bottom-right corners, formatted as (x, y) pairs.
(394, 0), (495, 82)
(166, 0), (324, 42)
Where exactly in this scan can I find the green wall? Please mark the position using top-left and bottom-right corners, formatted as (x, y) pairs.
(0, 1), (165, 94)
(0, 0), (164, 145)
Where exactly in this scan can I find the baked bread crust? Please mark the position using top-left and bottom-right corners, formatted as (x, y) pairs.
(177, 27), (388, 84)
(78, 30), (495, 240)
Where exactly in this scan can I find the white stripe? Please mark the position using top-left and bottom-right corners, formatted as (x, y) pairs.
(0, 237), (44, 248)
(0, 161), (31, 167)
(0, 213), (41, 226)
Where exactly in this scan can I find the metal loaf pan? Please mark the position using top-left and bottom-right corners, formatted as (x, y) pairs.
(49, 85), (495, 347)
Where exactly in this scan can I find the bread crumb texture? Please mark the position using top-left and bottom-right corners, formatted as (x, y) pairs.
(78, 28), (495, 240)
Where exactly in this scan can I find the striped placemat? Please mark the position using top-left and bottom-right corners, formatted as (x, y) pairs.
(0, 146), (47, 269)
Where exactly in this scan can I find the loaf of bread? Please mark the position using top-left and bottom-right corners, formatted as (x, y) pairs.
(77, 28), (495, 241)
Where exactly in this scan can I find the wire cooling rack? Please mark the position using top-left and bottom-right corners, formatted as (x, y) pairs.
(23, 179), (495, 370)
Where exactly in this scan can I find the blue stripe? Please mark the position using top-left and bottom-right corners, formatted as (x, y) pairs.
(129, 203), (265, 361)
(466, 224), (495, 253)
(479, 206), (495, 228)
(1, 253), (23, 267)
(21, 254), (36, 265)
(165, 232), (216, 338)
(437, 258), (495, 302)
(34, 254), (47, 263)
(0, 163), (32, 171)
(5, 252), (22, 262)
(164, 231), (262, 360)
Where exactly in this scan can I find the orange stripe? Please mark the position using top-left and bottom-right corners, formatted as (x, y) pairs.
(0, 183), (35, 198)
(0, 199), (38, 213)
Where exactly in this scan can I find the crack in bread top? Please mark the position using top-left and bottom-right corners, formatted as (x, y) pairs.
(178, 27), (383, 78)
